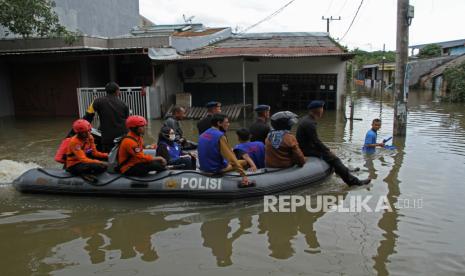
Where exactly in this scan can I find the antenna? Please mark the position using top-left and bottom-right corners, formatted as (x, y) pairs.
(183, 14), (195, 24)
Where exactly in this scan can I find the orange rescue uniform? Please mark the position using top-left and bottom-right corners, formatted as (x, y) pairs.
(66, 135), (108, 168)
(118, 131), (154, 173)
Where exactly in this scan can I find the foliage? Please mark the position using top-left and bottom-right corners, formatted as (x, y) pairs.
(350, 48), (396, 68)
(0, 0), (75, 41)
(418, 44), (442, 58)
(443, 61), (465, 102)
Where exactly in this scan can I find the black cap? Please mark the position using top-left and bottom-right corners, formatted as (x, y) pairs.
(307, 100), (325, 110)
(254, 104), (270, 112)
(206, 101), (221, 108)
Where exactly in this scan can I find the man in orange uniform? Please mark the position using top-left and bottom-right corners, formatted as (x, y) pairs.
(66, 119), (108, 180)
(118, 115), (167, 176)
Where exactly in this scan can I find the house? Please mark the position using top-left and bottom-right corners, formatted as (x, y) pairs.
(419, 54), (465, 97)
(1, 0), (352, 118)
(150, 32), (352, 111)
(410, 39), (465, 56)
(0, 0), (156, 118)
(357, 63), (395, 90)
(356, 56), (456, 90)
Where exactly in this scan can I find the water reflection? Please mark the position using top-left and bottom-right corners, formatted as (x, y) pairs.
(201, 213), (252, 266)
(372, 137), (405, 275)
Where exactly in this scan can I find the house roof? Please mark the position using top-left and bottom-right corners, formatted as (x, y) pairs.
(410, 38), (465, 50)
(149, 32), (351, 61)
(0, 35), (169, 55)
(426, 54), (465, 78)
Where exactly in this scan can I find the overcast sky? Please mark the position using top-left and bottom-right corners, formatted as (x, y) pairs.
(139, 0), (465, 51)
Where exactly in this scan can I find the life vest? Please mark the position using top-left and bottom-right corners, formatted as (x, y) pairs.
(159, 141), (181, 161)
(198, 128), (227, 173)
(54, 137), (71, 164)
(233, 141), (266, 169)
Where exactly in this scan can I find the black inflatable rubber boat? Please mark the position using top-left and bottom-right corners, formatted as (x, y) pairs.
(13, 157), (332, 199)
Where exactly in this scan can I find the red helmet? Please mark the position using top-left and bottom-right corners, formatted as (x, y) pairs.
(72, 119), (92, 133)
(126, 115), (147, 128)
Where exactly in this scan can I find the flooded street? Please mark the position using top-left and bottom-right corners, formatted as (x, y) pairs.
(1, 90), (465, 275)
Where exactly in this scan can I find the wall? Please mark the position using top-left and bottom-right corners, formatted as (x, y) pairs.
(0, 62), (14, 117)
(450, 46), (465, 56)
(180, 57), (347, 110)
(153, 64), (183, 118)
(10, 60), (80, 117)
(53, 0), (139, 37)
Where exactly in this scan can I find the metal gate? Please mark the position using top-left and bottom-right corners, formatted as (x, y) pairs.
(77, 87), (150, 125)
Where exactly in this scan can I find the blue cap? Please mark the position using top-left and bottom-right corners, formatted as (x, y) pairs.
(254, 104), (270, 112)
(206, 101), (221, 108)
(307, 100), (325, 110)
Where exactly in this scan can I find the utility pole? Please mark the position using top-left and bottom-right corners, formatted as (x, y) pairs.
(321, 16), (341, 34)
(393, 0), (413, 137)
(381, 44), (385, 94)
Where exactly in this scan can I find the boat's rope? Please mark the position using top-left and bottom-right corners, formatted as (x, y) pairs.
(37, 166), (293, 186)
(122, 167), (291, 183)
(37, 168), (123, 187)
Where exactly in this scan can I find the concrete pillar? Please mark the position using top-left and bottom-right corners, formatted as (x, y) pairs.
(79, 57), (89, 87)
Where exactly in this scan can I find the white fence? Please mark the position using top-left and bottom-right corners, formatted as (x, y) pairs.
(77, 87), (150, 126)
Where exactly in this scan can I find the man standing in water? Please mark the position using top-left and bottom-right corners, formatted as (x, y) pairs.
(296, 100), (371, 186)
(197, 101), (222, 135)
(249, 104), (271, 143)
(85, 82), (129, 152)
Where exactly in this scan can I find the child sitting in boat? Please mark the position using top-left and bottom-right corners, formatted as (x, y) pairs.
(65, 119), (108, 182)
(265, 111), (306, 168)
(233, 128), (265, 171)
(156, 126), (196, 170)
(118, 116), (167, 176)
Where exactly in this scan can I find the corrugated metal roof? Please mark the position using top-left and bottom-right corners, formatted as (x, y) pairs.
(150, 33), (349, 61)
(172, 28), (228, 37)
(410, 38), (465, 49)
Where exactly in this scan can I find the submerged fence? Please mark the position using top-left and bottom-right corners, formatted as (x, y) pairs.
(77, 87), (150, 126)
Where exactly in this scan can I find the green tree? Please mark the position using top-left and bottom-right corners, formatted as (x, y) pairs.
(443, 61), (465, 102)
(418, 44), (442, 58)
(0, 0), (72, 38)
(351, 48), (396, 68)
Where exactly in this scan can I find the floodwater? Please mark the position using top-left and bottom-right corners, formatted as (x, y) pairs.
(1, 90), (464, 275)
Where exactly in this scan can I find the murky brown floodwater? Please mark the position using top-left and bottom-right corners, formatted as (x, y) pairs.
(1, 90), (465, 275)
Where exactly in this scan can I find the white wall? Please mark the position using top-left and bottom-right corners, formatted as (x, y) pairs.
(153, 63), (183, 118)
(0, 62), (14, 117)
(181, 57), (347, 110)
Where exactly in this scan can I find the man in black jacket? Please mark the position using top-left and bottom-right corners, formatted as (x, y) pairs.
(86, 82), (129, 152)
(296, 100), (370, 186)
(249, 104), (271, 143)
(197, 101), (221, 135)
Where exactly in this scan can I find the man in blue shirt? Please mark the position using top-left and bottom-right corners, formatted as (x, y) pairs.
(363, 119), (384, 154)
(233, 128), (265, 171)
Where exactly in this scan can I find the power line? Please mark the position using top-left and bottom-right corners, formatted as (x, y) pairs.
(339, 0), (364, 41)
(240, 0), (297, 33)
(325, 0), (335, 14)
(337, 0), (349, 15)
